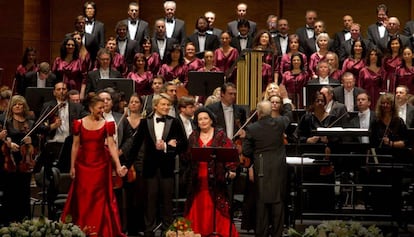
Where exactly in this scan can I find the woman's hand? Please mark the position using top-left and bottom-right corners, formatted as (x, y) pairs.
(22, 136), (32, 145)
(70, 167), (76, 179)
(307, 136), (320, 144)
(227, 171), (237, 179)
(248, 166), (254, 182)
(10, 142), (20, 152)
(117, 165), (128, 177)
(0, 130), (7, 140)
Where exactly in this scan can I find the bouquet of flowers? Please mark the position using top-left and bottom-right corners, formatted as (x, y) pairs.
(0, 216), (87, 237)
(165, 217), (201, 237)
(288, 220), (383, 237)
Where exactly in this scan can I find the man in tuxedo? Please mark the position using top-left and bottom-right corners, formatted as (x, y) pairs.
(20, 62), (56, 96)
(296, 10), (318, 53)
(242, 98), (292, 237)
(128, 93), (187, 237)
(143, 75), (165, 116)
(227, 3), (257, 38)
(274, 18), (290, 56)
(267, 14), (278, 38)
(115, 21), (140, 73)
(177, 96), (196, 139)
(185, 16), (219, 57)
(83, 1), (105, 49)
(207, 82), (247, 139)
(333, 72), (366, 112)
(338, 23), (371, 66)
(320, 86), (348, 127)
(204, 11), (222, 38)
(303, 20), (329, 57)
(367, 4), (388, 53)
(67, 89), (81, 104)
(386, 17), (411, 48)
(123, 1), (149, 46)
(332, 15), (353, 54)
(152, 19), (176, 62)
(395, 85), (414, 128)
(85, 48), (123, 98)
(162, 1), (186, 45)
(230, 19), (253, 54)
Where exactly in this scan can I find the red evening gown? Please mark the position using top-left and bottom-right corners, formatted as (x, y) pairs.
(61, 120), (125, 237)
(185, 138), (239, 237)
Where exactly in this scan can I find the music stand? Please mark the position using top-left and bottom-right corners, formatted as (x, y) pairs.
(97, 78), (135, 101)
(191, 147), (238, 237)
(25, 87), (54, 117)
(187, 72), (224, 97)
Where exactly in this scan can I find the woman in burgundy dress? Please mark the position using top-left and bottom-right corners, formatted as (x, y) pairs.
(71, 31), (92, 72)
(140, 36), (161, 76)
(326, 51), (342, 81)
(127, 53), (153, 95)
(382, 36), (403, 93)
(309, 33), (330, 79)
(184, 107), (239, 237)
(252, 30), (277, 66)
(277, 34), (308, 83)
(158, 44), (189, 86)
(281, 52), (309, 108)
(184, 42), (204, 71)
(52, 37), (87, 92)
(341, 39), (367, 84)
(214, 31), (239, 82)
(359, 48), (385, 110)
(395, 47), (414, 93)
(106, 36), (127, 77)
(16, 47), (38, 95)
(198, 50), (220, 72)
(61, 96), (128, 237)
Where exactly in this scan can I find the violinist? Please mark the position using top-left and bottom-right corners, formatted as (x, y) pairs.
(1, 95), (37, 223)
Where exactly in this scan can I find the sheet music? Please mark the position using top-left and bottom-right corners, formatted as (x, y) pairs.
(316, 127), (368, 132)
(286, 157), (315, 165)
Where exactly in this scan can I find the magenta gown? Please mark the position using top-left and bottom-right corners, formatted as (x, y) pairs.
(359, 67), (385, 109)
(127, 71), (153, 95)
(395, 65), (414, 93)
(382, 55), (402, 92)
(262, 63), (274, 89)
(158, 63), (189, 86)
(146, 52), (161, 76)
(341, 58), (366, 84)
(308, 53), (326, 78)
(186, 58), (205, 71)
(330, 69), (342, 81)
(185, 138), (239, 237)
(214, 48), (239, 82)
(197, 66), (221, 72)
(281, 70), (309, 109)
(112, 53), (127, 77)
(52, 57), (86, 91)
(278, 52), (308, 77)
(61, 120), (126, 237)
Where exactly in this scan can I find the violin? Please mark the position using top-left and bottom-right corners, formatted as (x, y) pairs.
(2, 137), (16, 172)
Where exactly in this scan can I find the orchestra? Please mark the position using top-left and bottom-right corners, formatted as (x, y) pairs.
(2, 1), (414, 237)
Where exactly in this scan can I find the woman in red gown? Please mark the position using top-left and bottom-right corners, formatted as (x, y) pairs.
(127, 53), (153, 95)
(341, 39), (367, 84)
(382, 36), (402, 93)
(308, 33), (330, 79)
(184, 107), (239, 237)
(277, 34), (308, 83)
(140, 36), (161, 76)
(61, 96), (128, 237)
(184, 42), (204, 71)
(396, 47), (414, 93)
(105, 37), (127, 77)
(281, 52), (309, 108)
(214, 31), (239, 82)
(359, 48), (385, 110)
(158, 44), (189, 86)
(16, 47), (38, 95)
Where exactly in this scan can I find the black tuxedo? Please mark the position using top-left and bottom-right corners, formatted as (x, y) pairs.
(206, 101), (247, 137)
(367, 23), (388, 53)
(333, 86), (366, 112)
(151, 37), (176, 61)
(20, 71), (57, 96)
(273, 34), (289, 57)
(207, 27), (223, 38)
(343, 109), (376, 144)
(123, 18), (149, 46)
(85, 69), (123, 95)
(116, 38), (139, 72)
(333, 29), (350, 53)
(227, 20), (257, 37)
(127, 114), (187, 235)
(401, 103), (414, 128)
(85, 20), (105, 49)
(161, 18), (186, 45)
(230, 35), (253, 54)
(185, 32), (219, 55)
(328, 101), (349, 127)
(296, 26), (314, 53)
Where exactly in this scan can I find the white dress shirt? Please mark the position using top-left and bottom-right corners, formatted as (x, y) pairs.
(179, 114), (193, 138)
(399, 103), (407, 123)
(48, 101), (70, 143)
(359, 109), (370, 143)
(166, 19), (175, 38)
(128, 20), (139, 40)
(319, 76), (329, 85)
(222, 103), (234, 139)
(344, 88), (354, 112)
(37, 72), (46, 88)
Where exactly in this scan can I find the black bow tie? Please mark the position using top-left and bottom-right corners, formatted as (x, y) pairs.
(166, 18), (174, 23)
(118, 38), (127, 42)
(157, 38), (165, 41)
(85, 21), (93, 25)
(306, 26), (314, 30)
(344, 29), (350, 33)
(279, 34), (287, 39)
(156, 117), (166, 123)
(239, 35), (248, 40)
(130, 20), (137, 25)
(198, 32), (206, 37)
(377, 22), (383, 26)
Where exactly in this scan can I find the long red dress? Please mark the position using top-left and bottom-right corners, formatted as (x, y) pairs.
(61, 120), (125, 237)
(185, 130), (239, 237)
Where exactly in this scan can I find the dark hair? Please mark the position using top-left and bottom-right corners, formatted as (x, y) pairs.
(376, 4), (388, 15)
(83, 1), (97, 18)
(60, 37), (80, 60)
(129, 92), (143, 104)
(68, 89), (80, 96)
(164, 44), (184, 65)
(386, 36), (402, 56)
(252, 30), (276, 53)
(289, 52), (305, 71)
(221, 82), (236, 95)
(350, 39), (367, 59)
(115, 20), (128, 32)
(88, 95), (104, 108)
(237, 19), (250, 29)
(195, 16), (208, 30)
(132, 53), (148, 71)
(194, 107), (217, 130)
(153, 75), (165, 83)
(357, 91), (371, 102)
(308, 91), (326, 112)
(401, 47), (414, 68)
(178, 96), (195, 109)
(139, 36), (152, 53)
(22, 47), (37, 66)
(366, 47), (383, 67)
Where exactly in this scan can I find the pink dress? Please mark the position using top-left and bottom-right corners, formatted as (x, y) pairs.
(52, 57), (86, 91)
(382, 55), (402, 92)
(146, 52), (161, 75)
(281, 70), (309, 108)
(112, 53), (127, 77)
(330, 69), (342, 81)
(395, 65), (414, 93)
(186, 58), (205, 71)
(214, 48), (239, 82)
(308, 53), (326, 78)
(359, 67), (385, 109)
(127, 71), (153, 95)
(278, 52), (308, 77)
(341, 58), (366, 84)
(158, 63), (189, 86)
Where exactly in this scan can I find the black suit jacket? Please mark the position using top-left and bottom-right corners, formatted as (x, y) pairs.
(333, 29), (350, 53)
(20, 71), (57, 96)
(185, 33), (220, 54)
(227, 20), (257, 37)
(303, 37), (334, 58)
(127, 114), (188, 178)
(230, 35), (253, 54)
(123, 18), (149, 46)
(333, 86), (366, 112)
(151, 37), (176, 62)
(295, 26), (314, 53)
(116, 38), (139, 72)
(206, 102), (247, 137)
(404, 104), (414, 128)
(85, 69), (123, 95)
(273, 34), (289, 57)
(343, 109), (376, 143)
(40, 100), (87, 140)
(161, 18), (186, 45)
(367, 23), (388, 53)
